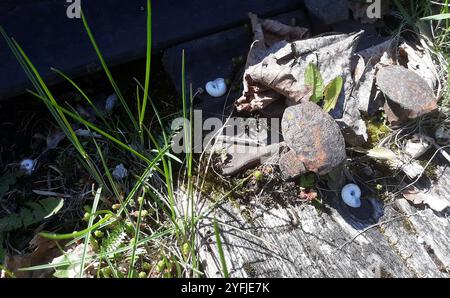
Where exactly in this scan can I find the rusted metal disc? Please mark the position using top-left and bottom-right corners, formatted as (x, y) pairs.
(281, 101), (346, 178)
(376, 65), (437, 125)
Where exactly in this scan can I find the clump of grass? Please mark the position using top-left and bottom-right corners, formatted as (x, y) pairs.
(0, 0), (203, 278)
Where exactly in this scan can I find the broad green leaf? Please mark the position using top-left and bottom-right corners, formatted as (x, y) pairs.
(323, 76), (343, 113)
(421, 13), (450, 21)
(0, 198), (64, 232)
(52, 254), (77, 278)
(304, 63), (324, 103)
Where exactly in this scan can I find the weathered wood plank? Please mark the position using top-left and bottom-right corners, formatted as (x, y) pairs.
(381, 201), (448, 277)
(403, 163), (450, 212)
(395, 197), (450, 274)
(198, 199), (417, 277)
(197, 163), (450, 278)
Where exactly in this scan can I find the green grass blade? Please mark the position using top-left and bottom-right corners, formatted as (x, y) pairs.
(11, 39), (84, 152)
(29, 90), (153, 164)
(39, 215), (114, 240)
(79, 187), (102, 277)
(0, 27), (45, 97)
(135, 80), (178, 226)
(128, 194), (145, 277)
(421, 13), (450, 21)
(91, 138), (133, 222)
(139, 0), (153, 131)
(116, 149), (168, 217)
(2, 31), (107, 186)
(80, 10), (138, 131)
(392, 0), (416, 27)
(51, 67), (113, 131)
(213, 218), (229, 278)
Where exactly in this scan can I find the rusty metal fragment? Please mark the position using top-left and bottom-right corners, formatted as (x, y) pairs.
(280, 102), (347, 180)
(376, 65), (438, 126)
(278, 150), (307, 181)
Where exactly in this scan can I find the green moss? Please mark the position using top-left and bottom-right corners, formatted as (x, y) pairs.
(238, 207), (253, 223)
(365, 115), (391, 148)
(362, 113), (391, 149)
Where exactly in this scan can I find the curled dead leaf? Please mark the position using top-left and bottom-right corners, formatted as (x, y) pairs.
(4, 235), (63, 278)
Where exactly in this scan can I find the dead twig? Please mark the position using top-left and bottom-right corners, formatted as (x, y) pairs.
(335, 211), (420, 252)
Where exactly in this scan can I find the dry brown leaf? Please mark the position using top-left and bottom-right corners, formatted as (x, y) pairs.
(4, 234), (63, 278)
(356, 38), (397, 65)
(350, 39), (397, 115)
(245, 13), (309, 68)
(259, 16), (309, 47)
(352, 54), (366, 83)
(236, 31), (362, 117)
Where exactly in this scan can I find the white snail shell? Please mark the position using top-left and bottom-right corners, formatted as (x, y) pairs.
(113, 163), (128, 180)
(341, 183), (362, 208)
(205, 78), (227, 97)
(20, 159), (36, 175)
(105, 93), (118, 113)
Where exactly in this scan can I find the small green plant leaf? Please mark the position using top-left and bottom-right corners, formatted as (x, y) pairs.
(299, 174), (315, 188)
(102, 224), (127, 253)
(323, 76), (343, 113)
(304, 63), (324, 103)
(0, 198), (64, 232)
(213, 219), (229, 278)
